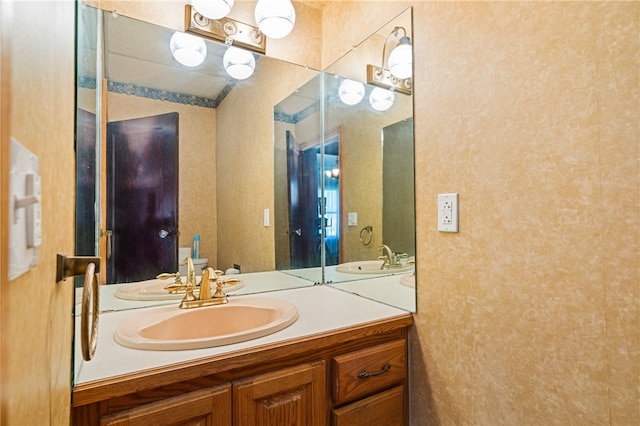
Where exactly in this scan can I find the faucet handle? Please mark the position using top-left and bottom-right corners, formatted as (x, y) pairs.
(213, 281), (227, 299)
(158, 272), (186, 293)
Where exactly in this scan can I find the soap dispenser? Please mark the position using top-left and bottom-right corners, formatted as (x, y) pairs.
(193, 234), (200, 259)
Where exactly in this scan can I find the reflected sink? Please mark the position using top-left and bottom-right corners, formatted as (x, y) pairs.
(114, 277), (244, 301)
(335, 260), (414, 274)
(114, 296), (299, 350)
(399, 273), (415, 288)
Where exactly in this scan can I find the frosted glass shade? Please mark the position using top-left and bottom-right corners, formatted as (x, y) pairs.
(223, 47), (256, 80)
(191, 0), (234, 19)
(369, 87), (395, 111)
(388, 36), (412, 79)
(254, 0), (296, 39)
(170, 32), (207, 67)
(338, 79), (365, 105)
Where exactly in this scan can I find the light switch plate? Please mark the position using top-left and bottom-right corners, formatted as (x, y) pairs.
(438, 193), (458, 232)
(9, 138), (41, 280)
(348, 212), (358, 227)
(263, 208), (270, 227)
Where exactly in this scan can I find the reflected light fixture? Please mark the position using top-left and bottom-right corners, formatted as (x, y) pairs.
(223, 46), (256, 80)
(254, 0), (296, 39)
(366, 26), (412, 95)
(191, 0), (234, 19)
(184, 5), (266, 54)
(369, 87), (395, 112)
(338, 79), (365, 105)
(325, 166), (340, 179)
(170, 31), (207, 67)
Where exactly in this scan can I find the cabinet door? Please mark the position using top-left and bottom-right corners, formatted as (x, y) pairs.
(99, 384), (232, 426)
(331, 385), (404, 426)
(233, 360), (327, 426)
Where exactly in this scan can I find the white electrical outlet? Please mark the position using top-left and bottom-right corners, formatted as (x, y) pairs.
(438, 193), (458, 232)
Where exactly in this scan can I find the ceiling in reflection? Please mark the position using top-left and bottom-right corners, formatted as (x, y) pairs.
(78, 7), (321, 114)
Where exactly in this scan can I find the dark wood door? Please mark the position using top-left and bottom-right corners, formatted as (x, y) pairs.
(106, 112), (178, 283)
(286, 131), (320, 269)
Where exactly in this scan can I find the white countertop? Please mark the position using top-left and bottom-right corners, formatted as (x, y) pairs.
(74, 284), (411, 386)
(330, 273), (416, 312)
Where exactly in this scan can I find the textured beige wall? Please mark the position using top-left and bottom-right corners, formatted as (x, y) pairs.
(3, 1), (76, 424)
(107, 93), (217, 263)
(324, 1), (639, 424)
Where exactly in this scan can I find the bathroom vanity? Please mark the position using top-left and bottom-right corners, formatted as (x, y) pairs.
(72, 285), (413, 425)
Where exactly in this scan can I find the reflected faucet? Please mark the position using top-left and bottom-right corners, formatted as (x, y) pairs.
(377, 245), (408, 270)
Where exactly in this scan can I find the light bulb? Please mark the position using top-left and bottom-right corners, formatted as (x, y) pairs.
(223, 47), (256, 80)
(170, 32), (207, 67)
(191, 0), (234, 19)
(255, 0), (296, 39)
(338, 79), (365, 106)
(388, 36), (412, 79)
(369, 87), (395, 111)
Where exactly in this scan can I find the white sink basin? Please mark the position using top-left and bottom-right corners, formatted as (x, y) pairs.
(336, 260), (414, 274)
(114, 277), (244, 301)
(114, 296), (299, 350)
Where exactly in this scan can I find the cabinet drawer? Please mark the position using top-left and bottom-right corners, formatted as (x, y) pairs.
(331, 385), (404, 426)
(331, 339), (406, 405)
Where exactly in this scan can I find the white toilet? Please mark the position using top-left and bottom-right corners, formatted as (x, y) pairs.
(178, 247), (208, 276)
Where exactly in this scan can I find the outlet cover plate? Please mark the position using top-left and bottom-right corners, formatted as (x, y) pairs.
(438, 193), (458, 232)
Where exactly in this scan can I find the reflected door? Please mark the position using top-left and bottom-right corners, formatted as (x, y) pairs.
(286, 131), (320, 268)
(106, 112), (179, 283)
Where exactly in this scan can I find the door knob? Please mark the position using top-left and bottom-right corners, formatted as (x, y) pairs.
(158, 228), (178, 239)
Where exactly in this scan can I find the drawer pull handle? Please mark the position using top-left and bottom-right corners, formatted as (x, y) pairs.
(357, 363), (390, 379)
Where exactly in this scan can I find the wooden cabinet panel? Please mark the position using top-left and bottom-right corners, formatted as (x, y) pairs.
(332, 339), (406, 405)
(99, 384), (231, 426)
(233, 361), (327, 426)
(331, 385), (404, 426)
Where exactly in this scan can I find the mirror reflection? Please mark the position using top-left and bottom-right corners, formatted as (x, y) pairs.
(75, 5), (415, 316)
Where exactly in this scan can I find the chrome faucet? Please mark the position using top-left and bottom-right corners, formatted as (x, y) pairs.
(377, 245), (408, 270)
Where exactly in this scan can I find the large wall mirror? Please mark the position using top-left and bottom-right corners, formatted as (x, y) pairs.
(75, 4), (415, 324)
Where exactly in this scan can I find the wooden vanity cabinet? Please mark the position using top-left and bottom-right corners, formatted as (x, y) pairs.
(234, 361), (327, 426)
(72, 315), (412, 426)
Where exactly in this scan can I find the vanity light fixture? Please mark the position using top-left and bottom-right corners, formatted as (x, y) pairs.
(254, 0), (296, 39)
(191, 0), (234, 19)
(223, 46), (256, 80)
(184, 5), (266, 54)
(170, 31), (207, 67)
(366, 26), (412, 95)
(369, 87), (395, 112)
(387, 28), (412, 79)
(338, 79), (365, 105)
